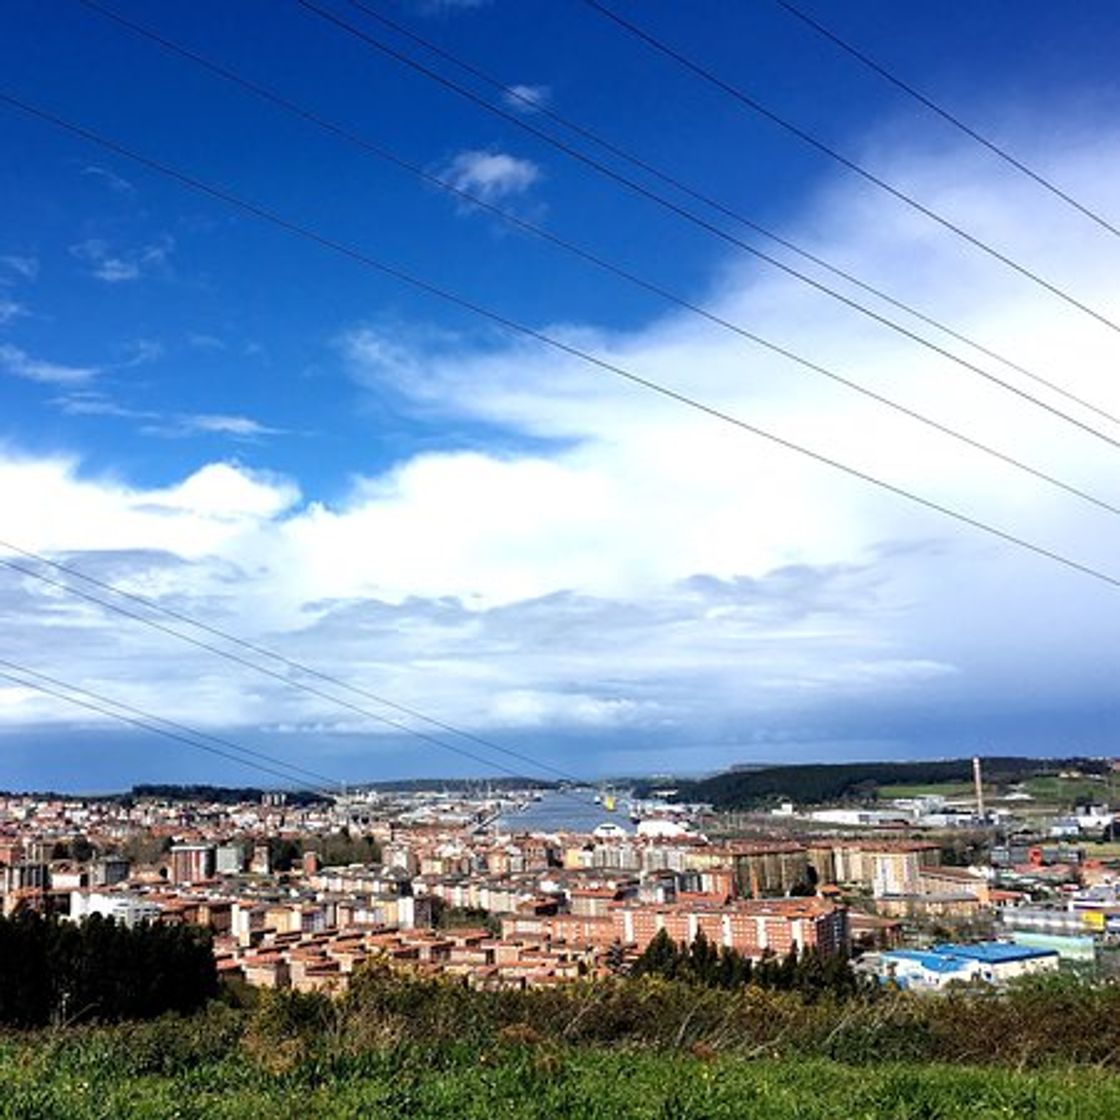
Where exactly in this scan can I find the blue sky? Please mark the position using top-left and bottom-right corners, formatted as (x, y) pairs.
(1, 0), (1119, 791)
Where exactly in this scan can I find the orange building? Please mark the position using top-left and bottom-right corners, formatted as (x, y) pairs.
(612, 898), (848, 957)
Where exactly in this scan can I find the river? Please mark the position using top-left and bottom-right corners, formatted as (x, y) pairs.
(496, 789), (636, 834)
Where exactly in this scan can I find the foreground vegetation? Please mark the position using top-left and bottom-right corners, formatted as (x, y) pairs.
(2, 1031), (1118, 1120)
(4, 968), (1120, 1117)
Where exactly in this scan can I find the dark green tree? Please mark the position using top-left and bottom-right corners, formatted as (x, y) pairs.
(0, 912), (217, 1027)
(631, 929), (681, 980)
(686, 928), (720, 985)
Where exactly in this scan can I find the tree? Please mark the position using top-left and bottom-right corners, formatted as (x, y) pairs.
(631, 929), (681, 980)
(0, 912), (217, 1027)
(687, 929), (719, 985)
(716, 944), (750, 988)
(268, 838), (301, 873)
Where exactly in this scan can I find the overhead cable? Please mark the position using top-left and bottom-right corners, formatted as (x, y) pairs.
(2, 91), (1119, 599)
(0, 535), (587, 785)
(329, 0), (1120, 431)
(578, 0), (1120, 338)
(0, 661), (339, 795)
(290, 0), (1120, 453)
(63, 0), (1120, 511)
(0, 552), (581, 786)
(772, 0), (1120, 240)
(0, 656), (340, 791)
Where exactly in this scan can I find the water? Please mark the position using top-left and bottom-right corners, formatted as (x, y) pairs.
(497, 789), (635, 834)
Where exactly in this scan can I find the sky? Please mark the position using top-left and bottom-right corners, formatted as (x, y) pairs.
(1, 0), (1120, 792)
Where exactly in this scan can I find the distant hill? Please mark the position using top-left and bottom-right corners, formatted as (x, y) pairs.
(637, 756), (1109, 809)
(127, 783), (331, 806)
(350, 777), (558, 794)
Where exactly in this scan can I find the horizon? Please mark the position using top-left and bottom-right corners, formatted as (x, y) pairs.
(0, 749), (1110, 799)
(2, 0), (1119, 791)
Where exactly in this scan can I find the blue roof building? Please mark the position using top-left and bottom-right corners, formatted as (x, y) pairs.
(877, 941), (1059, 990)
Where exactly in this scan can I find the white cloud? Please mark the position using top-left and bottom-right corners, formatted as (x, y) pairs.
(337, 322), (466, 396)
(0, 255), (38, 281)
(120, 339), (164, 367)
(502, 84), (552, 114)
(70, 235), (174, 283)
(94, 258), (140, 283)
(0, 344), (98, 385)
(488, 689), (653, 729)
(441, 150), (542, 203)
(0, 456), (298, 558)
(81, 165), (135, 195)
(2, 122), (1120, 775)
(160, 414), (285, 439)
(0, 298), (25, 324)
(47, 391), (282, 441)
(51, 391), (154, 419)
(187, 333), (226, 351)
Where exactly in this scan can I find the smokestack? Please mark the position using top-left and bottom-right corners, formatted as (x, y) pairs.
(973, 756), (985, 820)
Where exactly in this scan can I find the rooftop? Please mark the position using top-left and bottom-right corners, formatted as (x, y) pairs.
(884, 941), (1058, 970)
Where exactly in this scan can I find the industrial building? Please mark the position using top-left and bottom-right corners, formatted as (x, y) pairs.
(875, 941), (1058, 991)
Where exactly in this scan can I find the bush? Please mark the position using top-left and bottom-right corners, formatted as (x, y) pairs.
(0, 912), (217, 1027)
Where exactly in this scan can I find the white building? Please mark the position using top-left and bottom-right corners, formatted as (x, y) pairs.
(877, 942), (1058, 991)
(69, 890), (162, 927)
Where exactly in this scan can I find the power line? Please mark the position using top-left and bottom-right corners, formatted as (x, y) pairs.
(2, 90), (1119, 598)
(0, 660), (338, 794)
(578, 0), (1120, 338)
(340, 0), (1120, 431)
(292, 0), (1120, 456)
(0, 656), (340, 792)
(0, 552), (582, 787)
(2, 556), (607, 811)
(0, 537), (587, 785)
(772, 0), (1120, 241)
(64, 0), (1120, 513)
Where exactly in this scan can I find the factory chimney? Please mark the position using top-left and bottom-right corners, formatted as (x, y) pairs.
(972, 756), (985, 820)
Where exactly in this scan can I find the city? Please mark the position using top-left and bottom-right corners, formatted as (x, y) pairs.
(4, 758), (1118, 996)
(3, 0), (1119, 1114)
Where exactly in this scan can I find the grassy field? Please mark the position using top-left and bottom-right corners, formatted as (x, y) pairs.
(877, 773), (1112, 811)
(7, 969), (1120, 1118)
(2, 1036), (1119, 1119)
(1022, 774), (1112, 808)
(876, 781), (976, 800)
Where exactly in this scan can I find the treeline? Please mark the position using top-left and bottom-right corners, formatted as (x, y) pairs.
(631, 930), (862, 999)
(650, 757), (1109, 809)
(128, 784), (329, 807)
(6, 956), (1120, 1071)
(269, 831), (381, 871)
(431, 901), (502, 937)
(232, 965), (1120, 1071)
(0, 912), (216, 1027)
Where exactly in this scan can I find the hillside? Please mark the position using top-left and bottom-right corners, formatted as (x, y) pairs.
(643, 756), (1109, 809)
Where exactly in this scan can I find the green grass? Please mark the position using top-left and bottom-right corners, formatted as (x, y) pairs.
(877, 774), (1113, 812)
(1022, 775), (1111, 809)
(876, 782), (976, 800)
(7, 972), (1120, 1118)
(1, 1038), (1118, 1120)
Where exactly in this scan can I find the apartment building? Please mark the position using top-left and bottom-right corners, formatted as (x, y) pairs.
(611, 898), (849, 957)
